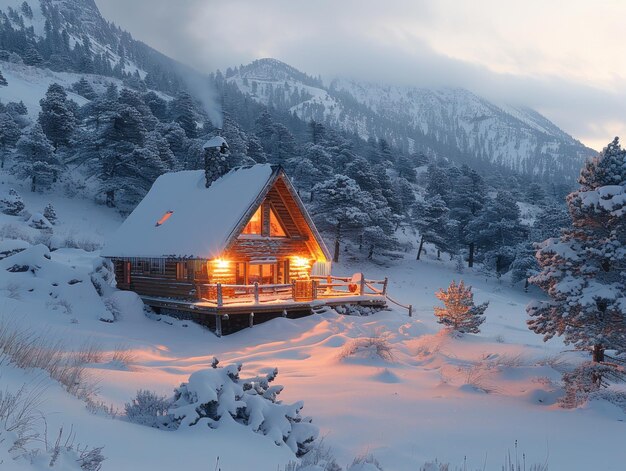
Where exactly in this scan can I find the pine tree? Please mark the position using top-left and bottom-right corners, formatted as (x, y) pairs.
(171, 91), (197, 138)
(0, 188), (25, 215)
(0, 112), (21, 168)
(15, 123), (59, 192)
(43, 202), (57, 224)
(527, 137), (626, 376)
(310, 174), (374, 262)
(413, 194), (450, 260)
(434, 280), (488, 334)
(71, 77), (97, 100)
(0, 70), (7, 87)
(23, 47), (43, 66)
(38, 83), (77, 149)
(525, 182), (546, 204)
(467, 190), (526, 275)
(449, 168), (486, 267)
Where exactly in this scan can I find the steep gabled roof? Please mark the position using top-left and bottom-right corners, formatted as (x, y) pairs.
(101, 164), (330, 260)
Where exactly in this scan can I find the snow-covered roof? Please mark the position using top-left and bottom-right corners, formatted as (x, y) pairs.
(203, 136), (229, 150)
(101, 165), (278, 259)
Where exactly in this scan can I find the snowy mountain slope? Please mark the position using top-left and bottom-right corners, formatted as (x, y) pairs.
(0, 60), (114, 116)
(0, 183), (624, 470)
(227, 59), (595, 181)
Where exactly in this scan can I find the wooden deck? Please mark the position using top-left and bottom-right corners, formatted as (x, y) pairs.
(142, 292), (387, 336)
(128, 274), (415, 336)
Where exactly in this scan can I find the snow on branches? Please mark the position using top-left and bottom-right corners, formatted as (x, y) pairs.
(126, 360), (318, 457)
(527, 137), (626, 364)
(433, 280), (488, 334)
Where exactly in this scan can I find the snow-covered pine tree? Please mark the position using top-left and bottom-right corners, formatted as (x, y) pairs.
(15, 123), (59, 192)
(413, 194), (450, 260)
(531, 202), (571, 242)
(448, 167), (486, 267)
(425, 163), (450, 201)
(467, 190), (526, 275)
(0, 70), (7, 87)
(23, 47), (43, 66)
(310, 174), (373, 262)
(170, 91), (197, 138)
(525, 182), (546, 204)
(527, 137), (626, 382)
(510, 242), (538, 291)
(71, 77), (97, 100)
(0, 112), (21, 168)
(0, 188), (25, 215)
(43, 202), (57, 224)
(38, 83), (77, 149)
(434, 280), (488, 334)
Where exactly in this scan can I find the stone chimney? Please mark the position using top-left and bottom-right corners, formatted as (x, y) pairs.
(202, 136), (230, 188)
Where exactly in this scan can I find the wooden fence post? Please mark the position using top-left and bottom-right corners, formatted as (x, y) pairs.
(216, 283), (223, 307)
(408, 304), (413, 317)
(215, 314), (222, 337)
(382, 277), (388, 296)
(359, 273), (365, 296)
(254, 282), (259, 304)
(249, 312), (254, 328)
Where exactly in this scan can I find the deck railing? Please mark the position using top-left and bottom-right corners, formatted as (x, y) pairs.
(194, 274), (387, 307)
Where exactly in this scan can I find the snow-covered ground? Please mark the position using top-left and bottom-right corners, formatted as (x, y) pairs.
(0, 174), (625, 470)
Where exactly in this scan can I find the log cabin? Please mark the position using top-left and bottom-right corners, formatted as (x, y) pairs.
(101, 138), (389, 334)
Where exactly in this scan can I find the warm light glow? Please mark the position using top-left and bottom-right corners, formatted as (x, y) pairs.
(291, 256), (310, 267)
(242, 207), (262, 235)
(214, 258), (230, 269)
(155, 211), (173, 227)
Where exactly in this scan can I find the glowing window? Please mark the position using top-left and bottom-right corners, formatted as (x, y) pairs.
(269, 208), (286, 237)
(242, 207), (262, 235)
(155, 211), (173, 227)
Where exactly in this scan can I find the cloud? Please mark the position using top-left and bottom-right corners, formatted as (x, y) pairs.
(95, 0), (626, 150)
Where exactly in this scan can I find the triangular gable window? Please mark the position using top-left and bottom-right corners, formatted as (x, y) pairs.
(241, 205), (288, 237)
(269, 207), (286, 237)
(242, 207), (262, 235)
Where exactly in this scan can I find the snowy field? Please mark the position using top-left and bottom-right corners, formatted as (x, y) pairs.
(0, 174), (625, 470)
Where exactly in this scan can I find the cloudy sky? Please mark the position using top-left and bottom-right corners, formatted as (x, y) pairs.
(95, 0), (626, 151)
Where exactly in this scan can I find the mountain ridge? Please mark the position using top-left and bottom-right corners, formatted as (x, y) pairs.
(226, 57), (594, 181)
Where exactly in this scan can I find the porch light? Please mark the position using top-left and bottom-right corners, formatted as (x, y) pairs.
(214, 258), (230, 269)
(291, 256), (310, 267)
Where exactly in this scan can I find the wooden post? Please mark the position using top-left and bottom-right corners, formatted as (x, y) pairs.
(215, 314), (222, 337)
(312, 280), (318, 300)
(254, 282), (259, 304)
(249, 312), (254, 328)
(382, 277), (388, 296)
(359, 272), (365, 296)
(408, 304), (413, 317)
(217, 283), (223, 307)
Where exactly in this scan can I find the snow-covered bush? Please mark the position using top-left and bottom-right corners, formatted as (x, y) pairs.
(0, 188), (24, 215)
(125, 390), (173, 429)
(340, 332), (394, 361)
(561, 361), (626, 408)
(43, 202), (57, 224)
(27, 212), (53, 231)
(348, 454), (385, 471)
(434, 281), (488, 334)
(130, 360), (318, 457)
